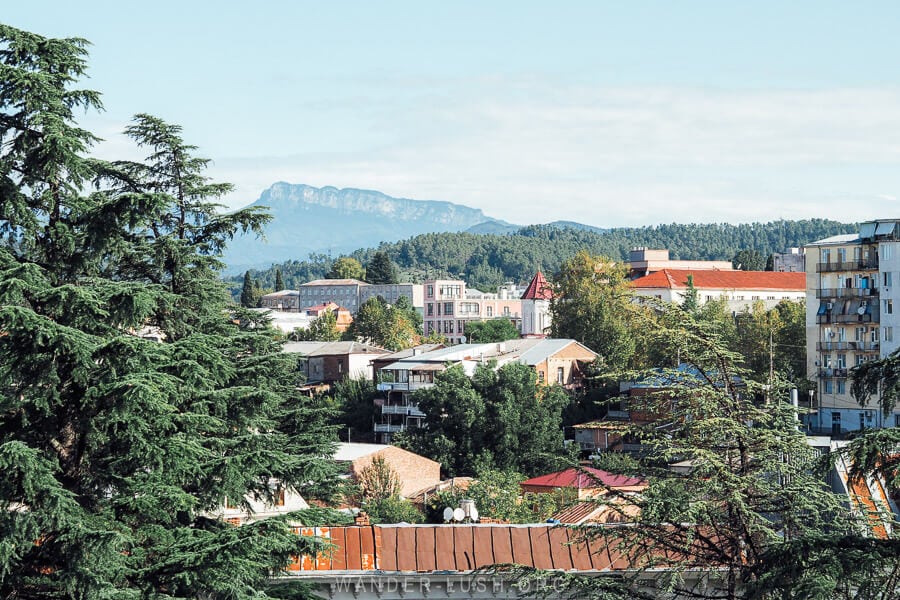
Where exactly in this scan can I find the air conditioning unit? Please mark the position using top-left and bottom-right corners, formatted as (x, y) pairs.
(826, 302), (834, 310)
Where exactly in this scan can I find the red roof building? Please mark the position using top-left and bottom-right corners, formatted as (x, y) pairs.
(630, 269), (805, 309)
(521, 270), (553, 300)
(521, 271), (553, 336)
(520, 467), (646, 499)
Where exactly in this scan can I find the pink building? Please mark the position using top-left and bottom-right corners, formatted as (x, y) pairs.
(422, 279), (522, 344)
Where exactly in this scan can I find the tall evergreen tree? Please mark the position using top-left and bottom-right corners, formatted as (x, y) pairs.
(241, 269), (255, 307)
(275, 268), (285, 291)
(0, 25), (340, 598)
(366, 250), (398, 284)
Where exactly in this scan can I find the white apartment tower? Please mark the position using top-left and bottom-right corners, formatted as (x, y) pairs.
(805, 219), (900, 435)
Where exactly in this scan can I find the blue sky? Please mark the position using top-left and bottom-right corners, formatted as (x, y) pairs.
(7, 2), (900, 227)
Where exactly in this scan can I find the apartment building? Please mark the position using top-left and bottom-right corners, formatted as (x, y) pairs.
(358, 283), (424, 311)
(263, 280), (425, 315)
(422, 279), (523, 344)
(372, 339), (598, 442)
(805, 221), (900, 434)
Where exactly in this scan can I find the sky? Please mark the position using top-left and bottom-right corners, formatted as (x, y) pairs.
(6, 1), (900, 228)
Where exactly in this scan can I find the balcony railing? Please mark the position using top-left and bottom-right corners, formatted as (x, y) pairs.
(817, 260), (879, 273)
(832, 314), (873, 324)
(817, 368), (850, 378)
(374, 423), (405, 433)
(376, 380), (434, 392)
(815, 287), (878, 299)
(380, 404), (425, 417)
(816, 341), (880, 351)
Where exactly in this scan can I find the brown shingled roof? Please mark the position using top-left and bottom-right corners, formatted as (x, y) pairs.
(630, 269), (805, 291)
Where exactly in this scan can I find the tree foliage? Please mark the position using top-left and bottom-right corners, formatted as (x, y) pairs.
(0, 25), (339, 598)
(292, 309), (341, 342)
(400, 363), (571, 477)
(464, 318), (520, 343)
(327, 256), (363, 280)
(365, 250), (398, 284)
(345, 296), (417, 351)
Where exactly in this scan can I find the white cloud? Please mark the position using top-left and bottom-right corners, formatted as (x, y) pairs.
(89, 82), (900, 228)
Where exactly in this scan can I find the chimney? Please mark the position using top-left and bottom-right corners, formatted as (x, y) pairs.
(354, 512), (371, 526)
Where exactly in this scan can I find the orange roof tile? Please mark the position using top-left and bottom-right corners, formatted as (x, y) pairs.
(521, 467), (645, 490)
(630, 269), (805, 292)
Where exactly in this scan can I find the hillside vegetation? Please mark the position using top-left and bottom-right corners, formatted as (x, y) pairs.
(233, 219), (853, 292)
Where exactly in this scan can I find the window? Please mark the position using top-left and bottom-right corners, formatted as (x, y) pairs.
(486, 306), (493, 317)
(885, 272), (893, 287)
(825, 379), (833, 394)
(274, 485), (286, 507)
(427, 303), (434, 316)
(538, 370), (545, 383)
(427, 285), (434, 297)
(837, 353), (846, 369)
(884, 244), (894, 260)
(859, 412), (865, 430)
(822, 248), (831, 263)
(885, 327), (894, 342)
(752, 295), (760, 300)
(837, 380), (846, 395)
(895, 414), (900, 427)
(557, 367), (565, 384)
(443, 302), (454, 316)
(503, 306), (510, 316)
(886, 299), (894, 315)
(837, 248), (846, 262)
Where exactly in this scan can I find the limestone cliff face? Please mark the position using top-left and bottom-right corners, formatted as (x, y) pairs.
(222, 183), (511, 271)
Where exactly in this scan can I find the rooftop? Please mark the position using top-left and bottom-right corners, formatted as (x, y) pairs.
(521, 271), (553, 300)
(631, 268), (805, 291)
(301, 279), (368, 287)
(333, 442), (390, 462)
(521, 467), (645, 490)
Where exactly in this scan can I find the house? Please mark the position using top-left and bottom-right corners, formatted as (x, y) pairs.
(373, 338), (598, 442)
(303, 301), (354, 332)
(208, 482), (309, 526)
(422, 279), (523, 344)
(253, 308), (315, 334)
(630, 268), (806, 311)
(626, 247), (733, 279)
(804, 220), (900, 434)
(334, 443), (441, 498)
(519, 467), (646, 500)
(283, 341), (390, 385)
(260, 289), (300, 311)
(520, 270), (553, 336)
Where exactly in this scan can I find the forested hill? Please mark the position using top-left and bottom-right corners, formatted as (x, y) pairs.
(233, 219), (854, 292)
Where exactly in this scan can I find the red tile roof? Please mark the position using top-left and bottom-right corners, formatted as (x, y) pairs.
(630, 269), (805, 291)
(521, 271), (553, 300)
(520, 467), (645, 490)
(287, 524), (636, 574)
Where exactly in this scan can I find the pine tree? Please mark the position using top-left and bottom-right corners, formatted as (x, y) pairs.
(275, 268), (285, 291)
(366, 251), (398, 284)
(0, 25), (340, 598)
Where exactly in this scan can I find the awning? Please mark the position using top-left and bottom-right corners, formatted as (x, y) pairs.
(860, 222), (877, 239)
(875, 221), (897, 236)
(817, 302), (829, 315)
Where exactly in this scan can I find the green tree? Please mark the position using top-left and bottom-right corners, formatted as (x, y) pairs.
(293, 309), (341, 342)
(330, 377), (377, 443)
(346, 296), (417, 351)
(327, 256), (364, 280)
(550, 251), (645, 371)
(241, 270), (255, 307)
(732, 249), (767, 271)
(366, 250), (398, 284)
(464, 318), (520, 343)
(275, 267), (285, 291)
(0, 26), (340, 597)
(574, 306), (853, 600)
(682, 273), (700, 314)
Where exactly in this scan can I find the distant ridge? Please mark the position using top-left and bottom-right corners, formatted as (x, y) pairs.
(222, 182), (518, 271)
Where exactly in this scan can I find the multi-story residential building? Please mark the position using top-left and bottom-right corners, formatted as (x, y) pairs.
(805, 221), (900, 435)
(372, 339), (598, 442)
(422, 279), (523, 344)
(358, 283), (424, 312)
(626, 247), (733, 279)
(297, 279), (368, 314)
(773, 247), (806, 272)
(630, 269), (806, 311)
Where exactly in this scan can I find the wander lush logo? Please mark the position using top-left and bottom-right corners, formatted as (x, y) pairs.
(327, 574), (569, 595)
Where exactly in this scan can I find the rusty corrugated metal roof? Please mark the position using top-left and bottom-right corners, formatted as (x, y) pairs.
(286, 524), (636, 574)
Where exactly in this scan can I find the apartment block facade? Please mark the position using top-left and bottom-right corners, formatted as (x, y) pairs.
(805, 220), (900, 434)
(422, 279), (522, 344)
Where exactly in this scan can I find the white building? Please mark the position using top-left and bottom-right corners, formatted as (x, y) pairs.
(805, 220), (900, 434)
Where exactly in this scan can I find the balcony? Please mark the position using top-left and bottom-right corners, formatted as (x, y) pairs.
(380, 404), (425, 417)
(832, 313), (873, 324)
(374, 423), (405, 433)
(816, 341), (880, 352)
(817, 260), (879, 273)
(376, 380), (434, 392)
(817, 368), (849, 378)
(815, 287), (878, 299)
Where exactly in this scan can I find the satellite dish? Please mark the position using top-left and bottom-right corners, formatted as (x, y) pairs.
(858, 306), (867, 315)
(453, 508), (465, 522)
(470, 506), (479, 522)
(443, 507), (454, 522)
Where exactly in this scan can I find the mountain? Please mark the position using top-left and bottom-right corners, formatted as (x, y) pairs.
(545, 220), (608, 234)
(222, 183), (517, 271)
